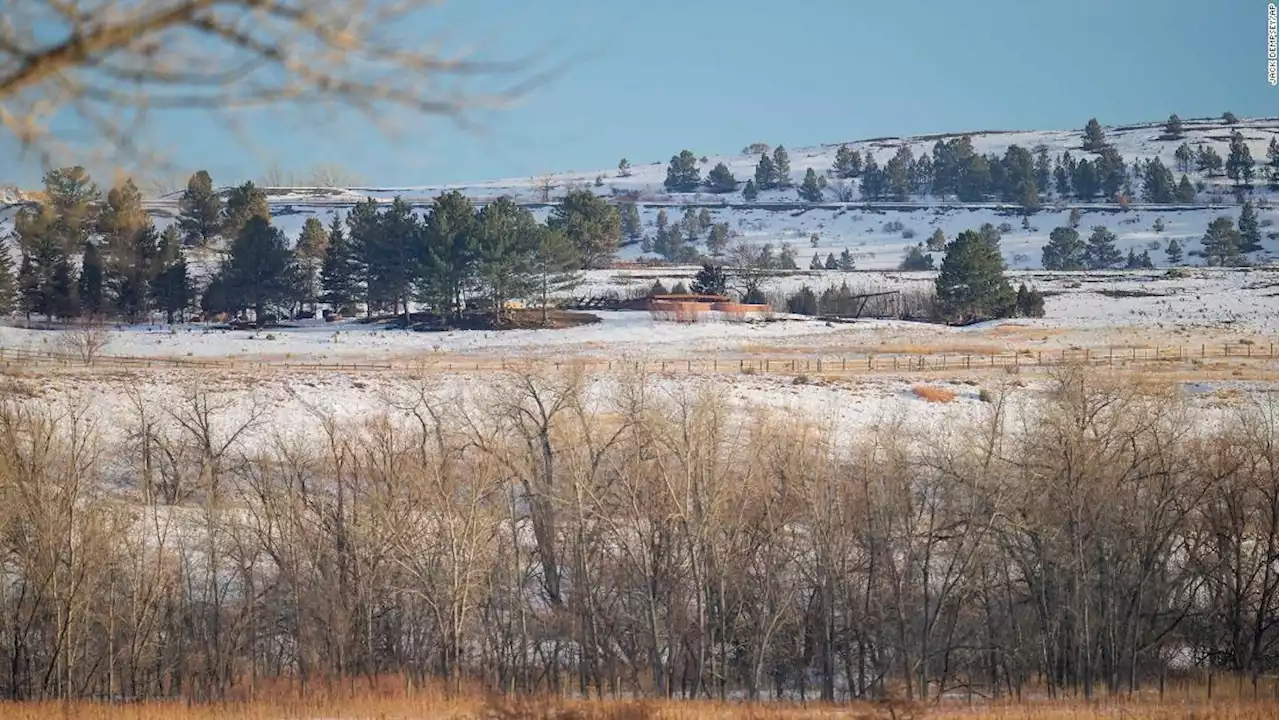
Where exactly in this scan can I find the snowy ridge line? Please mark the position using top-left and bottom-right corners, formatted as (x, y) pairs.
(5, 342), (1274, 374)
(136, 198), (1257, 212)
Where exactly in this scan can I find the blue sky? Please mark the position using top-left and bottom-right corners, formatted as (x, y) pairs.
(8, 0), (1278, 187)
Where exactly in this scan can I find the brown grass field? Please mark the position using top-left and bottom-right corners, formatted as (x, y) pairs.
(0, 679), (1275, 720)
(0, 696), (1274, 720)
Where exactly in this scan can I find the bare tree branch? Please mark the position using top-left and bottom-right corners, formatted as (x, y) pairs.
(0, 0), (557, 174)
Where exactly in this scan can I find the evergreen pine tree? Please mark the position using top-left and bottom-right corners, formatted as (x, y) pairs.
(690, 263), (727, 296)
(617, 158), (631, 178)
(1082, 118), (1107, 152)
(1165, 238), (1183, 265)
(955, 153), (991, 202)
(838, 249), (855, 271)
(473, 197), (539, 324)
(742, 179), (759, 201)
(798, 168), (826, 202)
(1139, 250), (1153, 269)
(1095, 147), (1126, 199)
(1055, 151), (1075, 197)
(419, 192), (476, 320)
(1225, 131), (1255, 187)
(1124, 248), (1141, 269)
(14, 205), (60, 318)
(1142, 158), (1176, 203)
(1222, 111), (1238, 124)
(17, 251), (39, 320)
(697, 209), (712, 233)
(1163, 113), (1184, 138)
(1041, 227), (1085, 270)
(1073, 160), (1099, 200)
(1200, 217), (1241, 266)
(1015, 283), (1045, 317)
(680, 207), (701, 244)
(778, 244), (798, 270)
(14, 204), (79, 321)
(707, 223), (729, 256)
(1174, 143), (1195, 174)
(1196, 146), (1224, 176)
(42, 166), (101, 253)
(833, 144), (862, 179)
(153, 225), (193, 323)
(706, 163), (738, 193)
(810, 252), (824, 270)
(1083, 226), (1123, 270)
(220, 216), (295, 321)
(619, 202), (642, 240)
(77, 241), (104, 317)
(898, 244), (934, 271)
(772, 146), (792, 188)
(1034, 146), (1052, 196)
(547, 189), (621, 269)
(754, 154), (776, 190)
(49, 252), (78, 321)
(1237, 201), (1262, 254)
(663, 150), (702, 192)
(294, 217), (330, 313)
(886, 146), (914, 201)
(321, 214), (362, 315)
(824, 253), (838, 270)
(1269, 134), (1280, 190)
(0, 236), (15, 315)
(223, 181), (270, 239)
(935, 230), (1015, 323)
(113, 223), (160, 322)
(178, 170), (224, 246)
(1175, 174), (1197, 203)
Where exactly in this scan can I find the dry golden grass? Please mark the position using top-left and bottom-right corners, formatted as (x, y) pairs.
(913, 384), (957, 403)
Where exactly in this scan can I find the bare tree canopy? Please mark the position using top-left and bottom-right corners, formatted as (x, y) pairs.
(0, 0), (546, 169)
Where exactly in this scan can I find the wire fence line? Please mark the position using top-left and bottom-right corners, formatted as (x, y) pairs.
(1, 342), (1274, 377)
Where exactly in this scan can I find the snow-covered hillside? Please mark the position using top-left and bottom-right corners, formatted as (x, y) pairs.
(2, 116), (1278, 272)
(207, 115), (1278, 206)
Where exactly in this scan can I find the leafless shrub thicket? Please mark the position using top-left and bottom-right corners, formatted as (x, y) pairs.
(0, 368), (1272, 703)
(58, 320), (111, 363)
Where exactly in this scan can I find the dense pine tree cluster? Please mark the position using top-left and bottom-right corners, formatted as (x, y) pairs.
(6, 168), (622, 326)
(692, 117), (1259, 205)
(12, 168), (192, 322)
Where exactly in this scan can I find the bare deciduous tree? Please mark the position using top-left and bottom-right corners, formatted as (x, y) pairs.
(1, 1), (549, 169)
(0, 367), (1272, 702)
(59, 320), (111, 363)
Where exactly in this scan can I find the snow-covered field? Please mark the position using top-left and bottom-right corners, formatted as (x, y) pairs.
(0, 268), (1273, 364)
(1, 117), (1275, 435)
(2, 268), (1271, 449)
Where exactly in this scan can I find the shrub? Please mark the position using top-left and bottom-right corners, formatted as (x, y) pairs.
(913, 385), (956, 403)
(998, 222), (1014, 233)
(978, 388), (993, 403)
(901, 228), (916, 239)
(882, 220), (905, 233)
(792, 374), (811, 385)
